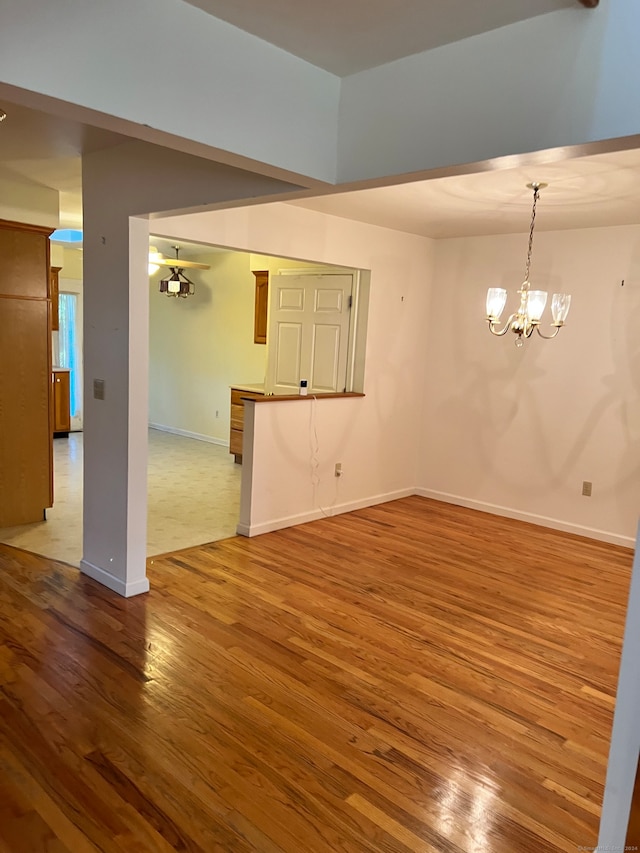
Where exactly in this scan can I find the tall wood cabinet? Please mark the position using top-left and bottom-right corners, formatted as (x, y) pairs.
(0, 219), (54, 527)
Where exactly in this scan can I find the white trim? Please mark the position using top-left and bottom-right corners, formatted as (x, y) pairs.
(276, 266), (357, 276)
(148, 423), (229, 447)
(58, 278), (84, 431)
(415, 489), (635, 549)
(236, 488), (415, 537)
(80, 560), (150, 597)
(345, 269), (360, 392)
(598, 520), (640, 846)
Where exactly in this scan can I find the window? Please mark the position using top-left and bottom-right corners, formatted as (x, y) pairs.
(58, 292), (83, 427)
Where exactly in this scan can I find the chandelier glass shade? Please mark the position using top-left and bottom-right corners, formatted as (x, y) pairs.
(486, 183), (571, 347)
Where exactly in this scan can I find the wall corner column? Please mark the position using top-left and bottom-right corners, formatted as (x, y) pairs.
(80, 188), (150, 596)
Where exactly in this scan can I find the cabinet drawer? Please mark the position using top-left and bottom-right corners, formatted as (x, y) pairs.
(230, 403), (244, 431)
(229, 388), (263, 461)
(230, 428), (243, 455)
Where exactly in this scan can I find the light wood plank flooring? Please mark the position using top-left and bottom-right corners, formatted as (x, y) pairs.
(0, 497), (634, 852)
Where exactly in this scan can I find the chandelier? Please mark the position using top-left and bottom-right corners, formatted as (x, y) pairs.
(156, 245), (208, 298)
(159, 268), (195, 298)
(486, 183), (571, 347)
(159, 247), (194, 298)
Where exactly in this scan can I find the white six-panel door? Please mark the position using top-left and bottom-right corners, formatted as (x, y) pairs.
(266, 273), (353, 395)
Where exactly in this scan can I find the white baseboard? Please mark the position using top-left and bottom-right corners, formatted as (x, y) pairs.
(149, 423), (228, 447)
(415, 489), (635, 549)
(236, 488), (415, 537)
(80, 560), (150, 597)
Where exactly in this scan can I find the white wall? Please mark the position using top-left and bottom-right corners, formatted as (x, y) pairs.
(60, 246), (83, 279)
(599, 521), (640, 846)
(0, 172), (58, 226)
(156, 208), (640, 544)
(5, 0), (640, 192)
(148, 250), (267, 444)
(418, 223), (640, 546)
(0, 0), (339, 184)
(153, 204), (434, 534)
(338, 0), (640, 182)
(148, 249), (336, 444)
(81, 141), (303, 596)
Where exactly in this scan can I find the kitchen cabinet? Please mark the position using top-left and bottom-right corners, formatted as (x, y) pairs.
(229, 385), (265, 463)
(0, 218), (54, 526)
(50, 266), (62, 331)
(52, 368), (71, 436)
(252, 270), (268, 344)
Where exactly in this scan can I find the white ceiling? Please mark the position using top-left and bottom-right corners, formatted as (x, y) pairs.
(289, 147), (640, 238)
(5, 78), (640, 247)
(0, 0), (606, 238)
(0, 101), (129, 227)
(182, 0), (578, 76)
(149, 237), (229, 259)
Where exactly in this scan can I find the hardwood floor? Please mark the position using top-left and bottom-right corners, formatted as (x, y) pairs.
(0, 497), (633, 852)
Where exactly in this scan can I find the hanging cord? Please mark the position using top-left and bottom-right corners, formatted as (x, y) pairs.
(523, 185), (540, 284)
(309, 395), (321, 490)
(308, 395), (339, 518)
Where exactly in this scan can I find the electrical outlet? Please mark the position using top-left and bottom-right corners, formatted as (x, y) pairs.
(93, 378), (105, 400)
(334, 462), (343, 477)
(582, 481), (592, 497)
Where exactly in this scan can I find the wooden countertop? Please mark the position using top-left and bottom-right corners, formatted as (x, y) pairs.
(230, 383), (265, 394)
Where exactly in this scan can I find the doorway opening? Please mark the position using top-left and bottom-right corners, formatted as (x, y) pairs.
(145, 238), (368, 556)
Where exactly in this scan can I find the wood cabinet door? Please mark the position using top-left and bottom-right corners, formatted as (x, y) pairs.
(50, 267), (62, 331)
(53, 370), (71, 433)
(253, 270), (268, 344)
(0, 299), (52, 525)
(627, 754), (640, 846)
(0, 222), (51, 298)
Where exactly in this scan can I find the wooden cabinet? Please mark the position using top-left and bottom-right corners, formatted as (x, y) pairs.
(230, 386), (264, 463)
(0, 218), (54, 526)
(252, 270), (268, 345)
(52, 368), (71, 436)
(50, 266), (62, 331)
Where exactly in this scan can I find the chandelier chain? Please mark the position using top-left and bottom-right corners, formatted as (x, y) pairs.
(524, 186), (540, 284)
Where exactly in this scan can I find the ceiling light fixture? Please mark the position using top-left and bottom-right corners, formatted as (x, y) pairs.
(485, 183), (571, 347)
(159, 268), (195, 298)
(50, 228), (83, 244)
(158, 246), (197, 298)
(0, 109), (6, 122)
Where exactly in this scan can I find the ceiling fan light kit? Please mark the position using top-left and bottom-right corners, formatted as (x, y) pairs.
(151, 244), (210, 298)
(485, 183), (571, 347)
(159, 269), (195, 298)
